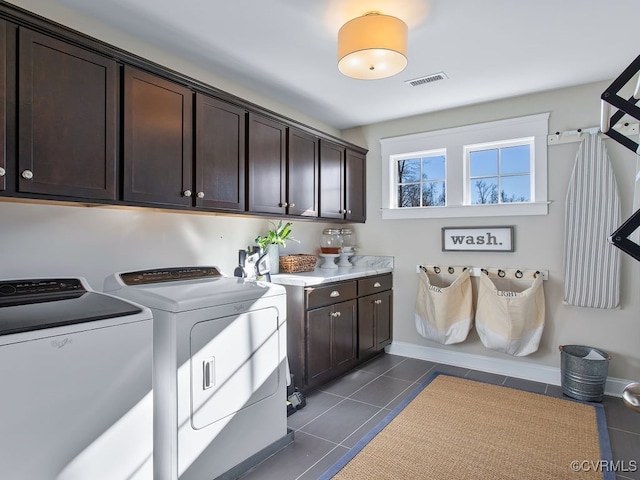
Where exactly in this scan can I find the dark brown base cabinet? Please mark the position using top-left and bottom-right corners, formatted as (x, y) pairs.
(0, 2), (367, 222)
(358, 275), (393, 357)
(284, 273), (393, 394)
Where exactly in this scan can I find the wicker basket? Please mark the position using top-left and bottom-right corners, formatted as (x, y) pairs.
(279, 254), (317, 273)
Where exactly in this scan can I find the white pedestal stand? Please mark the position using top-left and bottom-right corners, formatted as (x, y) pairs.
(318, 253), (339, 269)
(337, 252), (352, 267)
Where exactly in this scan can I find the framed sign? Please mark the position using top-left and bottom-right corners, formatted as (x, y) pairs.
(442, 226), (514, 252)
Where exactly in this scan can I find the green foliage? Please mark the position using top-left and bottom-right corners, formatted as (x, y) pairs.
(255, 221), (298, 250)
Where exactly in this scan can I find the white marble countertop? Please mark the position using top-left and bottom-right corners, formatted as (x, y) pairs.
(270, 255), (393, 287)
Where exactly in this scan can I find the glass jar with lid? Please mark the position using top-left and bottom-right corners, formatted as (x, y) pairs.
(320, 228), (342, 254)
(340, 228), (356, 253)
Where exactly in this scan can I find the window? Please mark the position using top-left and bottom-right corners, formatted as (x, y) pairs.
(465, 138), (533, 205)
(380, 113), (549, 219)
(395, 150), (446, 207)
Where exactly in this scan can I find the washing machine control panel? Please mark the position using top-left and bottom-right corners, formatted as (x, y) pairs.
(0, 278), (85, 299)
(120, 266), (222, 285)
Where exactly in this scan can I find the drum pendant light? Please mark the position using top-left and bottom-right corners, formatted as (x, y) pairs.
(338, 12), (408, 80)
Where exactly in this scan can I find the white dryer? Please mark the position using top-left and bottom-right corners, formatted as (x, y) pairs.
(0, 277), (153, 480)
(104, 266), (289, 480)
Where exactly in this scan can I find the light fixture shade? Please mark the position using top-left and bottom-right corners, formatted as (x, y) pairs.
(338, 12), (408, 80)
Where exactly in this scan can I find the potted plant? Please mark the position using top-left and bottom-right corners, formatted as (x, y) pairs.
(255, 221), (298, 274)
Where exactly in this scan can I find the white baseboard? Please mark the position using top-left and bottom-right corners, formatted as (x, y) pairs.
(386, 341), (632, 398)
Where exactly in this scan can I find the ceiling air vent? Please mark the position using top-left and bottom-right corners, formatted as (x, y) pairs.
(405, 72), (448, 87)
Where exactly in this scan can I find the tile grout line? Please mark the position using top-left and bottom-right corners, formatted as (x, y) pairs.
(607, 425), (640, 436)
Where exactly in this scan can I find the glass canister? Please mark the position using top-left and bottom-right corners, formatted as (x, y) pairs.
(321, 228), (342, 254)
(340, 228), (356, 253)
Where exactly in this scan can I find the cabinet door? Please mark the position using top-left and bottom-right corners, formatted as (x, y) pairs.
(18, 28), (118, 200)
(319, 140), (344, 219)
(306, 299), (357, 388)
(332, 299), (357, 369)
(345, 149), (366, 223)
(358, 295), (376, 357)
(0, 20), (7, 193)
(195, 93), (246, 211)
(358, 290), (393, 357)
(375, 289), (393, 349)
(247, 112), (286, 214)
(123, 65), (192, 207)
(287, 128), (318, 217)
(306, 305), (333, 384)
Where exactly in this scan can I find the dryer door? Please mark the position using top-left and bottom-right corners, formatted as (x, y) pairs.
(189, 306), (281, 429)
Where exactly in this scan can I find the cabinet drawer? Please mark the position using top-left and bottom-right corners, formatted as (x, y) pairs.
(358, 274), (392, 296)
(306, 281), (357, 310)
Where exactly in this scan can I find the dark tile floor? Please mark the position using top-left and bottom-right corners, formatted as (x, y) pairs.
(240, 354), (640, 480)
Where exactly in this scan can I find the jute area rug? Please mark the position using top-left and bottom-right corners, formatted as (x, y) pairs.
(319, 373), (613, 480)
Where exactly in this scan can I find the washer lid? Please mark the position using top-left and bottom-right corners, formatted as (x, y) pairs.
(107, 276), (283, 313)
(0, 278), (144, 336)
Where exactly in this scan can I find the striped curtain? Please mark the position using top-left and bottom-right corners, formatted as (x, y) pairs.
(564, 133), (621, 309)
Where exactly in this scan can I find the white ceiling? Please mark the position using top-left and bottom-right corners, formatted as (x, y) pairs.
(51, 0), (640, 130)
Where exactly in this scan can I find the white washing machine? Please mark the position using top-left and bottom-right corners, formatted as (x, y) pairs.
(103, 266), (288, 480)
(0, 277), (153, 480)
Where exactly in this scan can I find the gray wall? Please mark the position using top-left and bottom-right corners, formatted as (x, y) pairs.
(343, 81), (640, 381)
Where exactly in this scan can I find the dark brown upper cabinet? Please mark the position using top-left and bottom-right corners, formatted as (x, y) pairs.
(345, 149), (366, 222)
(286, 128), (319, 217)
(319, 140), (345, 220)
(123, 65), (193, 207)
(319, 140), (366, 223)
(17, 28), (118, 200)
(247, 112), (286, 215)
(195, 93), (247, 212)
(0, 20), (7, 194)
(0, 2), (367, 218)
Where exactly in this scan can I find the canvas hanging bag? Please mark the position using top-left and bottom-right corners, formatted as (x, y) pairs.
(475, 272), (545, 357)
(415, 267), (473, 345)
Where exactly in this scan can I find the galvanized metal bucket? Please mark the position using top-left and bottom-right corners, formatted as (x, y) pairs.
(559, 345), (611, 402)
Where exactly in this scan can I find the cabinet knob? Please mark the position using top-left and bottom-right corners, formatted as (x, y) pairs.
(330, 311), (342, 318)
(374, 299), (383, 305)
(21, 169), (33, 180)
(329, 290), (340, 298)
(373, 282), (381, 288)
(279, 202), (288, 208)
(197, 191), (205, 199)
(347, 209), (352, 214)
(183, 190), (192, 197)
(0, 167), (5, 177)
(289, 202), (295, 208)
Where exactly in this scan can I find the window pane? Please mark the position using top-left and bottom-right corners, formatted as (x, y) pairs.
(422, 155), (445, 180)
(422, 181), (445, 206)
(398, 184), (420, 207)
(501, 145), (530, 174)
(471, 178), (498, 204)
(500, 175), (530, 202)
(469, 149), (498, 177)
(398, 159), (420, 183)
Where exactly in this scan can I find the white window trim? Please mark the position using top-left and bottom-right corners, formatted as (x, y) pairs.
(380, 113), (550, 219)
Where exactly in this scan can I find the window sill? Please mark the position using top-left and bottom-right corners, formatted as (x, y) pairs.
(380, 202), (549, 220)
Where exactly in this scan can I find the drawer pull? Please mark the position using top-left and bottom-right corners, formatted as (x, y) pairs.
(330, 290), (340, 298)
(373, 282), (382, 288)
(374, 299), (383, 305)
